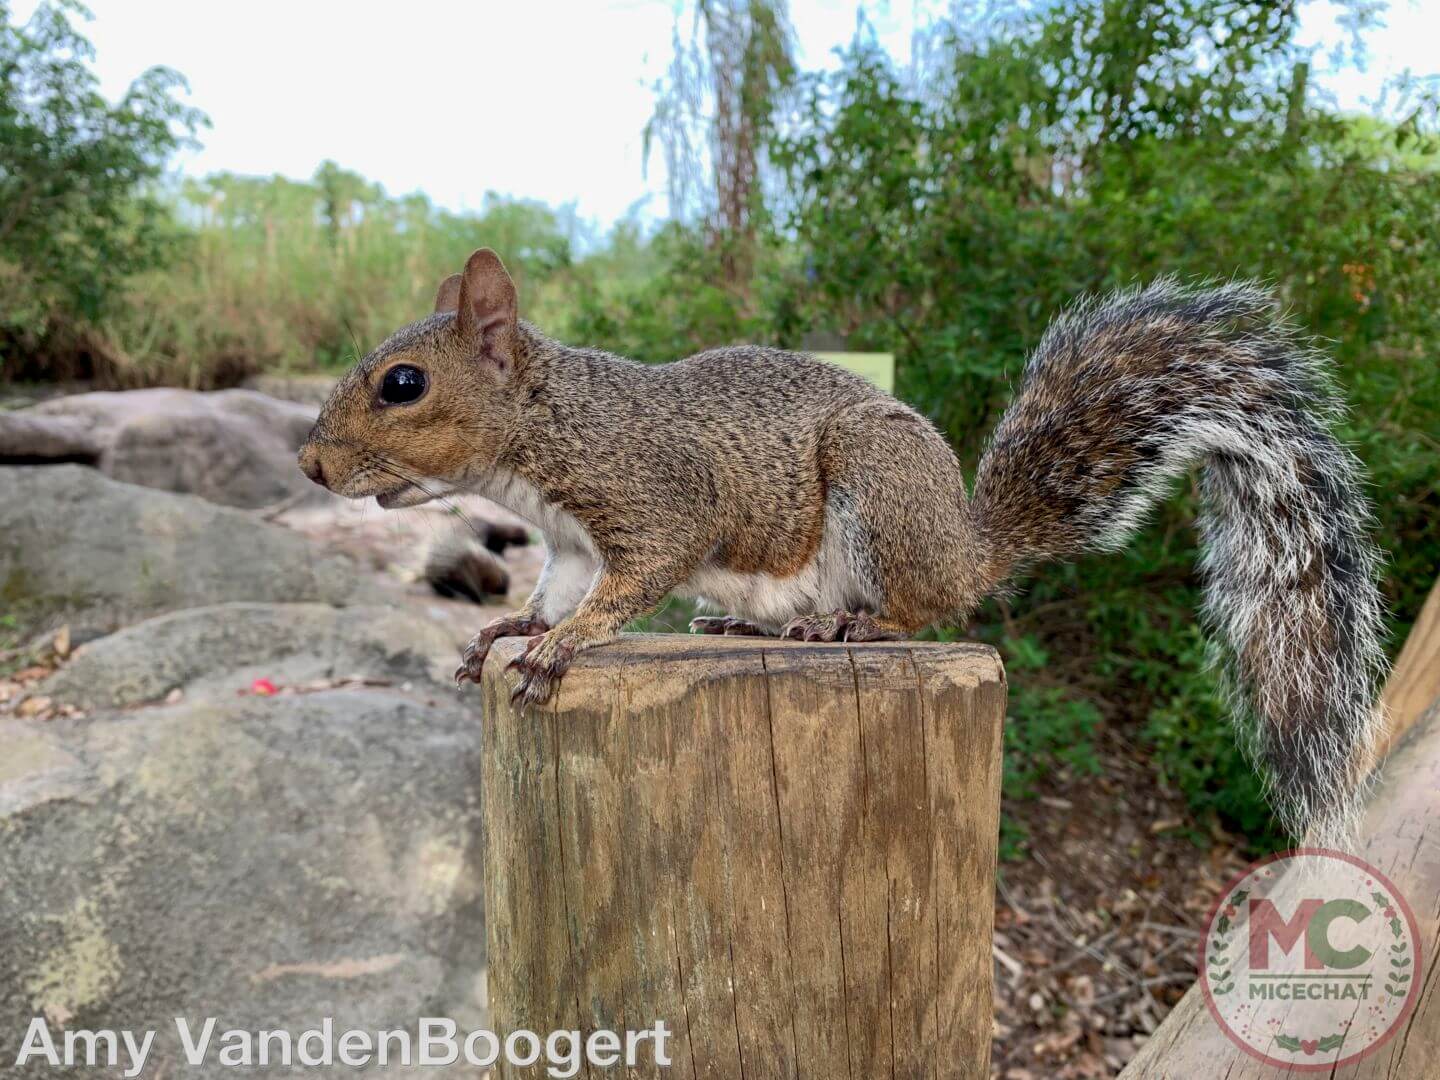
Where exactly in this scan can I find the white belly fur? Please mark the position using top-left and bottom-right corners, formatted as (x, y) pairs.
(468, 467), (875, 629)
(468, 467), (596, 556)
(677, 500), (877, 630)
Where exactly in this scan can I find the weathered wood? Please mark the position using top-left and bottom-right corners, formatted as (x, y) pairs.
(1378, 575), (1440, 758)
(1119, 581), (1440, 1080)
(482, 633), (1007, 1079)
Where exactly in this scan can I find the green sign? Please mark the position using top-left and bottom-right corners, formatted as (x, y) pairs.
(814, 352), (896, 394)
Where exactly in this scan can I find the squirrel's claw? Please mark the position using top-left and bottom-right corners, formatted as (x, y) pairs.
(779, 610), (907, 643)
(455, 614), (552, 689)
(506, 630), (577, 710)
(510, 671), (555, 709)
(780, 610), (852, 643)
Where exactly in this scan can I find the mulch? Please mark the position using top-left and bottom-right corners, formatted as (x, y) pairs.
(989, 731), (1252, 1077)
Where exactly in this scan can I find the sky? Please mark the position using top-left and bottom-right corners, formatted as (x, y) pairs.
(10, 0), (1440, 230)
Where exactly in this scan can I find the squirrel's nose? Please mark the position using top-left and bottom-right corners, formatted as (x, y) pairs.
(298, 446), (328, 488)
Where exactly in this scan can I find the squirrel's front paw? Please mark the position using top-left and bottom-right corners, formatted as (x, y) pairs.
(455, 613), (551, 686)
(505, 630), (579, 709)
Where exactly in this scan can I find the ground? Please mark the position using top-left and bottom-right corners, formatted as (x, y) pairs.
(990, 732), (1250, 1078)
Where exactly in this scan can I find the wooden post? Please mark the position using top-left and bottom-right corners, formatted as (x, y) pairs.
(482, 633), (1007, 1079)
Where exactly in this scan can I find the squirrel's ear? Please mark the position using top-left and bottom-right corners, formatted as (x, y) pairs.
(433, 273), (463, 314)
(456, 248), (518, 369)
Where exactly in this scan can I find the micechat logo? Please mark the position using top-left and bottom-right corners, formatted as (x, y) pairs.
(1200, 849), (1421, 1070)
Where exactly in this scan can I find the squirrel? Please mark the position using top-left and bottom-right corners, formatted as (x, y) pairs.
(299, 248), (1387, 846)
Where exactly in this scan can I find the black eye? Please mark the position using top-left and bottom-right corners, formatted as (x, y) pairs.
(379, 364), (427, 405)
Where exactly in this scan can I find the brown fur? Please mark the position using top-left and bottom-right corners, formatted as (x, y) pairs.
(298, 249), (994, 705)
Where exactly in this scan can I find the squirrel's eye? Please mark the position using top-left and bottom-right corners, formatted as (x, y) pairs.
(379, 364), (427, 405)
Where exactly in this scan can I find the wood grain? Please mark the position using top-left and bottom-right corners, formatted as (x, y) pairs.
(1378, 576), (1440, 759)
(482, 633), (1007, 1080)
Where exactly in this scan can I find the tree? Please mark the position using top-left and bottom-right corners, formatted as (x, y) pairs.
(647, 0), (795, 295)
(0, 0), (203, 365)
(758, 0), (1440, 846)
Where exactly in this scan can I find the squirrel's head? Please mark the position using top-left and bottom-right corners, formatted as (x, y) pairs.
(297, 248), (520, 508)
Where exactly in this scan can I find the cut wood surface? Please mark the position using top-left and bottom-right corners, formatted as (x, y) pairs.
(481, 633), (1007, 1080)
(1120, 576), (1440, 1079)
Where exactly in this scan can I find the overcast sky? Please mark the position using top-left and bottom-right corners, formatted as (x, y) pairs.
(11, 1), (1439, 229)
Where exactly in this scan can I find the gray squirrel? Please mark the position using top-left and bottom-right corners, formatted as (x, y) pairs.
(298, 249), (1387, 846)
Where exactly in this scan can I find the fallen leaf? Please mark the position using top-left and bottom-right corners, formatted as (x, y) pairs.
(17, 695), (52, 717)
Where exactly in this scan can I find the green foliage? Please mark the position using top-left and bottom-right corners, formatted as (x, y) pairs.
(995, 635), (1106, 858)
(566, 224), (778, 361)
(102, 169), (585, 386)
(0, 0), (203, 370)
(757, 0), (1440, 851)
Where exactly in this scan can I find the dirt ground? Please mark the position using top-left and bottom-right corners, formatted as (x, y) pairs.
(989, 733), (1250, 1078)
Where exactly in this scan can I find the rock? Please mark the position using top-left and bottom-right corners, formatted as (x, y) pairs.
(38, 602), (457, 711)
(0, 601), (487, 1077)
(424, 543), (511, 603)
(0, 699), (485, 1076)
(0, 412), (101, 463)
(3, 388), (319, 507)
(243, 372), (340, 407)
(420, 519), (527, 605)
(0, 466), (359, 637)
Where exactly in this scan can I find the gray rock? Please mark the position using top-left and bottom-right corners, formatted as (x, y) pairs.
(0, 466), (358, 637)
(0, 602), (487, 1077)
(0, 412), (101, 463)
(243, 373), (340, 408)
(3, 388), (320, 508)
(0, 694), (487, 1077)
(39, 602), (458, 711)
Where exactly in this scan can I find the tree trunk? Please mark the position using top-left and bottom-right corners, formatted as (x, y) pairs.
(482, 633), (1007, 1079)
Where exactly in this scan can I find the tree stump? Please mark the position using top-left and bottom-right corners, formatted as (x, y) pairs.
(482, 633), (1007, 1079)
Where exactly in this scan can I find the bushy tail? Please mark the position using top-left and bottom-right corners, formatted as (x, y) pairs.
(971, 278), (1387, 846)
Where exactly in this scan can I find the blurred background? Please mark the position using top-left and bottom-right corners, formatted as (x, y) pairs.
(2, 2), (1437, 1072)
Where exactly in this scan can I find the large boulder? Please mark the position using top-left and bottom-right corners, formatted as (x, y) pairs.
(37, 602), (457, 710)
(0, 602), (487, 1077)
(0, 412), (102, 463)
(0, 466), (359, 638)
(2, 388), (319, 507)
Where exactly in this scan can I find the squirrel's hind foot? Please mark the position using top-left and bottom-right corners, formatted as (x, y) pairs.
(689, 616), (772, 637)
(779, 610), (909, 643)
